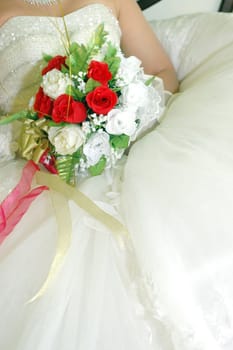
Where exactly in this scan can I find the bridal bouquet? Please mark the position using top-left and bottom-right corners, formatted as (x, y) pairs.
(0, 24), (162, 185)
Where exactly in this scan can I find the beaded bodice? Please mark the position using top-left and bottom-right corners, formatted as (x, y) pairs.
(0, 4), (121, 113)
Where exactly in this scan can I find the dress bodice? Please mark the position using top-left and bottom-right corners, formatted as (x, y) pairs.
(0, 4), (121, 113)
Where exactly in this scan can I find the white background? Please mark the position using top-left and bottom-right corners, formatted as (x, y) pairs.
(143, 0), (222, 20)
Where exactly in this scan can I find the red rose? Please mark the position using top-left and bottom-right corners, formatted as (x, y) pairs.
(52, 94), (87, 123)
(86, 86), (118, 115)
(87, 60), (112, 85)
(34, 87), (53, 118)
(42, 55), (67, 75)
(39, 149), (58, 174)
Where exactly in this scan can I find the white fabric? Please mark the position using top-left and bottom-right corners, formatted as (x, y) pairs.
(1, 6), (233, 350)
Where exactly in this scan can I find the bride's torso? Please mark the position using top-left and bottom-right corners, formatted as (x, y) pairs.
(0, 4), (121, 113)
(0, 0), (119, 27)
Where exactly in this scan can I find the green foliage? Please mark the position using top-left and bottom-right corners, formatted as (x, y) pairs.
(91, 23), (108, 48)
(66, 24), (107, 75)
(61, 66), (69, 74)
(0, 110), (36, 125)
(110, 134), (130, 149)
(65, 85), (85, 100)
(56, 150), (81, 185)
(47, 121), (67, 127)
(27, 111), (39, 120)
(85, 78), (101, 93)
(145, 76), (155, 86)
(42, 54), (53, 63)
(104, 44), (121, 77)
(88, 156), (107, 176)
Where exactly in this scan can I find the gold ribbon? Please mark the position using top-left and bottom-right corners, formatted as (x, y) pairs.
(28, 189), (72, 303)
(28, 171), (129, 302)
(19, 119), (49, 163)
(36, 172), (129, 237)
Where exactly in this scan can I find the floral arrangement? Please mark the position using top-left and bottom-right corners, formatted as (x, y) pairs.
(0, 24), (162, 185)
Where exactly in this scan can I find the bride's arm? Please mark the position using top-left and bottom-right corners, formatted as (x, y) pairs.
(117, 0), (179, 93)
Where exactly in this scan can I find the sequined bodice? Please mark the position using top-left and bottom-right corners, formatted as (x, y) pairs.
(0, 4), (121, 113)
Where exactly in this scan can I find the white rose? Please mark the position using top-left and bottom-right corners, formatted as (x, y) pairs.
(106, 109), (137, 136)
(116, 56), (143, 86)
(83, 131), (110, 166)
(48, 126), (85, 155)
(41, 69), (73, 99)
(120, 81), (149, 112)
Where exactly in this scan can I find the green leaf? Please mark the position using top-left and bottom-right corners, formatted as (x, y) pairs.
(89, 23), (107, 51)
(65, 84), (73, 96)
(88, 156), (107, 176)
(69, 42), (79, 53)
(66, 44), (88, 74)
(104, 44), (121, 77)
(27, 112), (39, 120)
(104, 44), (118, 59)
(42, 53), (53, 62)
(85, 78), (101, 93)
(47, 121), (67, 127)
(61, 64), (70, 74)
(66, 24), (107, 75)
(56, 154), (76, 185)
(61, 66), (69, 74)
(110, 134), (130, 149)
(65, 85), (85, 100)
(0, 110), (34, 125)
(145, 75), (155, 86)
(108, 57), (121, 77)
(55, 148), (83, 185)
(65, 85), (81, 101)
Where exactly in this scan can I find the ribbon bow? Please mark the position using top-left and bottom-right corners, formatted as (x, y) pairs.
(19, 118), (49, 163)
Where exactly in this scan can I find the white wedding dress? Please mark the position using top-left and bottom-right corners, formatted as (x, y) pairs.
(1, 5), (233, 350)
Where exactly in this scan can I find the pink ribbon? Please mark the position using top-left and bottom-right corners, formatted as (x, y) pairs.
(0, 161), (48, 244)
